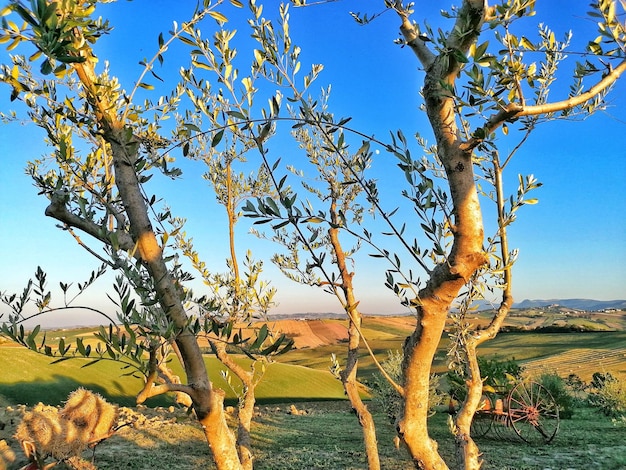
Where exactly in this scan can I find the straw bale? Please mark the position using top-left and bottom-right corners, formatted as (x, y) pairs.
(60, 388), (99, 430)
(15, 403), (62, 457)
(49, 421), (88, 460)
(0, 439), (16, 470)
(90, 396), (118, 442)
(15, 389), (119, 465)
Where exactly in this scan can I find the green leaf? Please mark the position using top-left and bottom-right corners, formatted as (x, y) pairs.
(250, 324), (269, 349)
(40, 58), (52, 75)
(208, 10), (228, 23)
(272, 220), (290, 230)
(13, 3), (38, 27)
(184, 122), (201, 132)
(76, 337), (86, 355)
(227, 110), (247, 120)
(451, 49), (469, 64)
(211, 129), (224, 147)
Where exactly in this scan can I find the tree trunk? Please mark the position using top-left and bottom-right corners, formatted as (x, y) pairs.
(342, 320), (381, 470)
(65, 52), (244, 469)
(453, 342), (483, 470)
(106, 130), (242, 469)
(395, 4), (489, 465)
(399, 299), (453, 470)
(213, 341), (257, 470)
(237, 388), (256, 470)
(397, 112), (487, 468)
(328, 209), (381, 470)
(198, 388), (243, 470)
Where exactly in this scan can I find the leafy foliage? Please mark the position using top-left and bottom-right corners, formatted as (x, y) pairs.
(587, 372), (626, 417)
(537, 372), (577, 419)
(447, 357), (523, 402)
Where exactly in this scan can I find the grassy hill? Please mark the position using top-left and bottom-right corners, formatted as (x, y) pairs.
(0, 308), (624, 406)
(0, 347), (345, 407)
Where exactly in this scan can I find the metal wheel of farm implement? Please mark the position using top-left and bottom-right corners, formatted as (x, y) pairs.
(470, 410), (492, 438)
(470, 395), (494, 438)
(507, 381), (560, 444)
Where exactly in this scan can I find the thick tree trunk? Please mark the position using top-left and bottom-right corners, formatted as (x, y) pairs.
(398, 104), (487, 468)
(106, 130), (242, 469)
(396, 8), (488, 465)
(198, 388), (243, 470)
(66, 51), (243, 468)
(399, 298), (454, 470)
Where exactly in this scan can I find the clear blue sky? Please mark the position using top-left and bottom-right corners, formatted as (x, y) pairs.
(1, 1), (625, 327)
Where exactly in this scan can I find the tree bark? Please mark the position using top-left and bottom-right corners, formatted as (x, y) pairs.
(342, 317), (381, 470)
(398, 63), (488, 470)
(106, 130), (242, 469)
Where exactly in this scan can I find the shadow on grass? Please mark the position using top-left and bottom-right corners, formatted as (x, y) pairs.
(0, 375), (171, 407)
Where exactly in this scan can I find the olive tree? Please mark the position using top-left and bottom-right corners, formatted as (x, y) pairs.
(245, 0), (626, 468)
(384, 1), (624, 467)
(0, 1), (293, 469)
(247, 91), (388, 469)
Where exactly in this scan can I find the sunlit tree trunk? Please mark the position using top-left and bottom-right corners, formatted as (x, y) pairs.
(213, 341), (257, 470)
(394, 2), (489, 467)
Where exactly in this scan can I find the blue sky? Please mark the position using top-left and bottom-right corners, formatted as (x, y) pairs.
(1, 1), (625, 327)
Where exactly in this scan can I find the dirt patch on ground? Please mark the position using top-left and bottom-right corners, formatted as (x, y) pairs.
(268, 319), (348, 349)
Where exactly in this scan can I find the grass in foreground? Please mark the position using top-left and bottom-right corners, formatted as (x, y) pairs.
(3, 402), (623, 470)
(101, 405), (626, 470)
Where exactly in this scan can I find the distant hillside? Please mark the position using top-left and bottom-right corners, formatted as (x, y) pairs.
(269, 299), (626, 320)
(514, 298), (626, 311)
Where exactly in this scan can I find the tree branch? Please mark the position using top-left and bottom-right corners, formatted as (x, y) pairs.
(397, 11), (436, 69)
(461, 58), (626, 151)
(45, 190), (136, 253)
(518, 58), (626, 116)
(136, 370), (195, 404)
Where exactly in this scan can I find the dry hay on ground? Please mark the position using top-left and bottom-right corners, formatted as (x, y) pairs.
(524, 347), (626, 381)
(10, 389), (118, 469)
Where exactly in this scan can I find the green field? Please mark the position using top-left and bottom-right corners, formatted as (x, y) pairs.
(0, 316), (625, 406)
(274, 321), (626, 383)
(0, 347), (345, 407)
